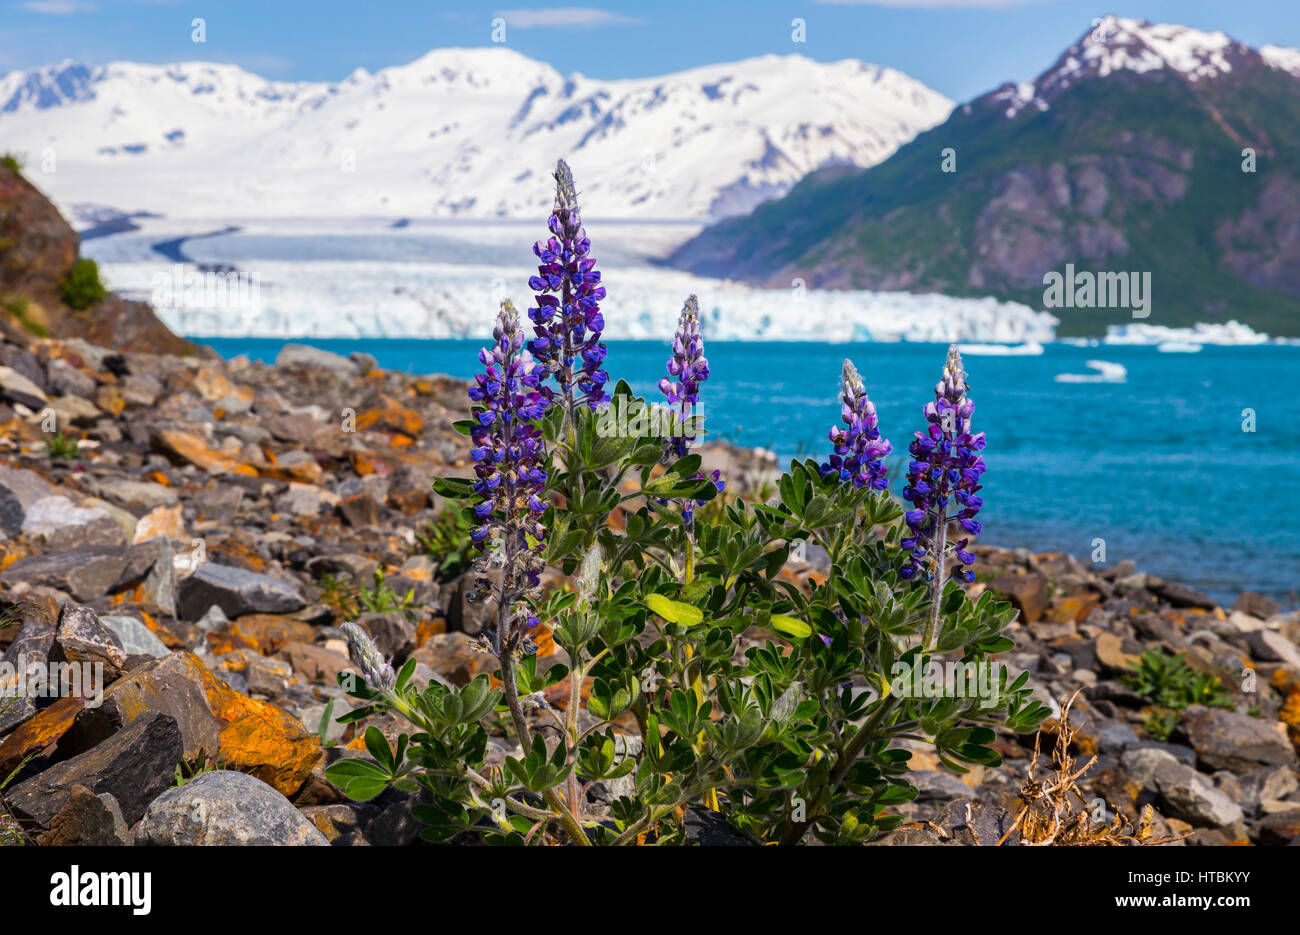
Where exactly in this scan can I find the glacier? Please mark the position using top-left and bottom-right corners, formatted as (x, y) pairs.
(83, 218), (1059, 344)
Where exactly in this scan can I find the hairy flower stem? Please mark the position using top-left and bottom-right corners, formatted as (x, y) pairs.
(923, 505), (948, 652)
(499, 656), (593, 846)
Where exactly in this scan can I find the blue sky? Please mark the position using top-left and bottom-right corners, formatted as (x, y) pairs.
(5, 0), (1300, 102)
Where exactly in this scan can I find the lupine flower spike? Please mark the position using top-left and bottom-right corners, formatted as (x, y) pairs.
(468, 300), (549, 658)
(821, 358), (891, 490)
(341, 622), (396, 693)
(901, 345), (986, 648)
(659, 295), (722, 530)
(527, 159), (609, 418)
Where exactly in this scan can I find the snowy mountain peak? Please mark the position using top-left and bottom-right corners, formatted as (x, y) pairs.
(0, 48), (951, 222)
(1262, 44), (1300, 77)
(995, 17), (1267, 119)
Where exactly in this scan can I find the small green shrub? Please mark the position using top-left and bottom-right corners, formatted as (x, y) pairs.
(44, 433), (80, 461)
(60, 257), (106, 311)
(414, 509), (474, 581)
(0, 152), (22, 176)
(1123, 649), (1234, 711)
(172, 753), (227, 787)
(318, 567), (419, 619)
(0, 295), (46, 338)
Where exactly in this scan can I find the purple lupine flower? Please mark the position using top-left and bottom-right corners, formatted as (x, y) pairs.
(468, 300), (548, 654)
(900, 345), (986, 584)
(821, 359), (892, 490)
(527, 159), (609, 414)
(659, 295), (709, 461)
(657, 296), (722, 530)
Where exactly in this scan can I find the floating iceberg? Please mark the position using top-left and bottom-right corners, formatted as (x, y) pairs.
(1106, 320), (1270, 346)
(1054, 360), (1128, 383)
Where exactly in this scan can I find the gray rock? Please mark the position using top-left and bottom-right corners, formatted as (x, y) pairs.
(1148, 579), (1216, 610)
(8, 712), (183, 826)
(0, 364), (47, 409)
(140, 537), (178, 617)
(0, 465), (55, 510)
(40, 784), (130, 845)
(1095, 723), (1141, 755)
(0, 617), (53, 734)
(1232, 591), (1280, 620)
(357, 611), (416, 660)
(0, 485), (23, 537)
(682, 804), (757, 846)
(1245, 629), (1300, 669)
(1160, 771), (1244, 827)
(0, 343), (45, 391)
(94, 479), (179, 512)
(349, 351), (379, 374)
(275, 344), (359, 377)
(1178, 705), (1298, 772)
(20, 495), (125, 551)
(136, 770), (329, 846)
(45, 358), (96, 398)
(100, 615), (171, 659)
(0, 545), (127, 601)
(586, 733), (641, 804)
(911, 769), (975, 802)
(934, 799), (1019, 846)
(53, 603), (128, 679)
(47, 394), (100, 430)
(365, 798), (424, 846)
(177, 562), (306, 620)
(1123, 747), (1248, 828)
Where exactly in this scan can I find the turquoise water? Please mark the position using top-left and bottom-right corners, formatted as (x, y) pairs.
(203, 337), (1299, 606)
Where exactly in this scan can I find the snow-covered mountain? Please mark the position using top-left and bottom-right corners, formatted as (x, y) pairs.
(0, 49), (951, 223)
(991, 16), (1300, 118)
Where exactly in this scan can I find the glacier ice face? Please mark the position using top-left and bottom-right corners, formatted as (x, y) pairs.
(87, 218), (1059, 344)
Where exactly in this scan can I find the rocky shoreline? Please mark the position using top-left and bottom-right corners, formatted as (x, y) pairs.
(0, 329), (1296, 846)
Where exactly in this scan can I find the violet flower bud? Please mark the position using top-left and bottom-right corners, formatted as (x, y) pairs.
(341, 621), (397, 692)
(658, 295), (723, 532)
(821, 359), (892, 490)
(527, 160), (609, 412)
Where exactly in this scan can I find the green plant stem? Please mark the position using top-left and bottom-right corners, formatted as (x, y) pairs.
(499, 655), (593, 846)
(777, 695), (899, 846)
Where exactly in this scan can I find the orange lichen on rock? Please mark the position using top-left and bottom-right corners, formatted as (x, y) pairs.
(172, 651), (321, 796)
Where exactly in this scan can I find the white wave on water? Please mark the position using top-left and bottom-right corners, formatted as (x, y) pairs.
(1157, 341), (1203, 353)
(1054, 360), (1128, 383)
(957, 341), (1044, 356)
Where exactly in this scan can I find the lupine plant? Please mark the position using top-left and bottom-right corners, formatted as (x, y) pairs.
(326, 162), (1048, 845)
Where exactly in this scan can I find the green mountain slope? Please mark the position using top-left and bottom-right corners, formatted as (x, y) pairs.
(669, 18), (1300, 337)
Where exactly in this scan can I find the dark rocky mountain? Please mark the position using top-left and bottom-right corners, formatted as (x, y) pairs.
(669, 17), (1300, 337)
(0, 161), (199, 355)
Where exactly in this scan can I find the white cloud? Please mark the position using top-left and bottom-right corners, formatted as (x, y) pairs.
(20, 0), (96, 13)
(493, 7), (645, 29)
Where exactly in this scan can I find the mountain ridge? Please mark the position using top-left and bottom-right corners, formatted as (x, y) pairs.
(0, 48), (951, 224)
(667, 17), (1300, 337)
